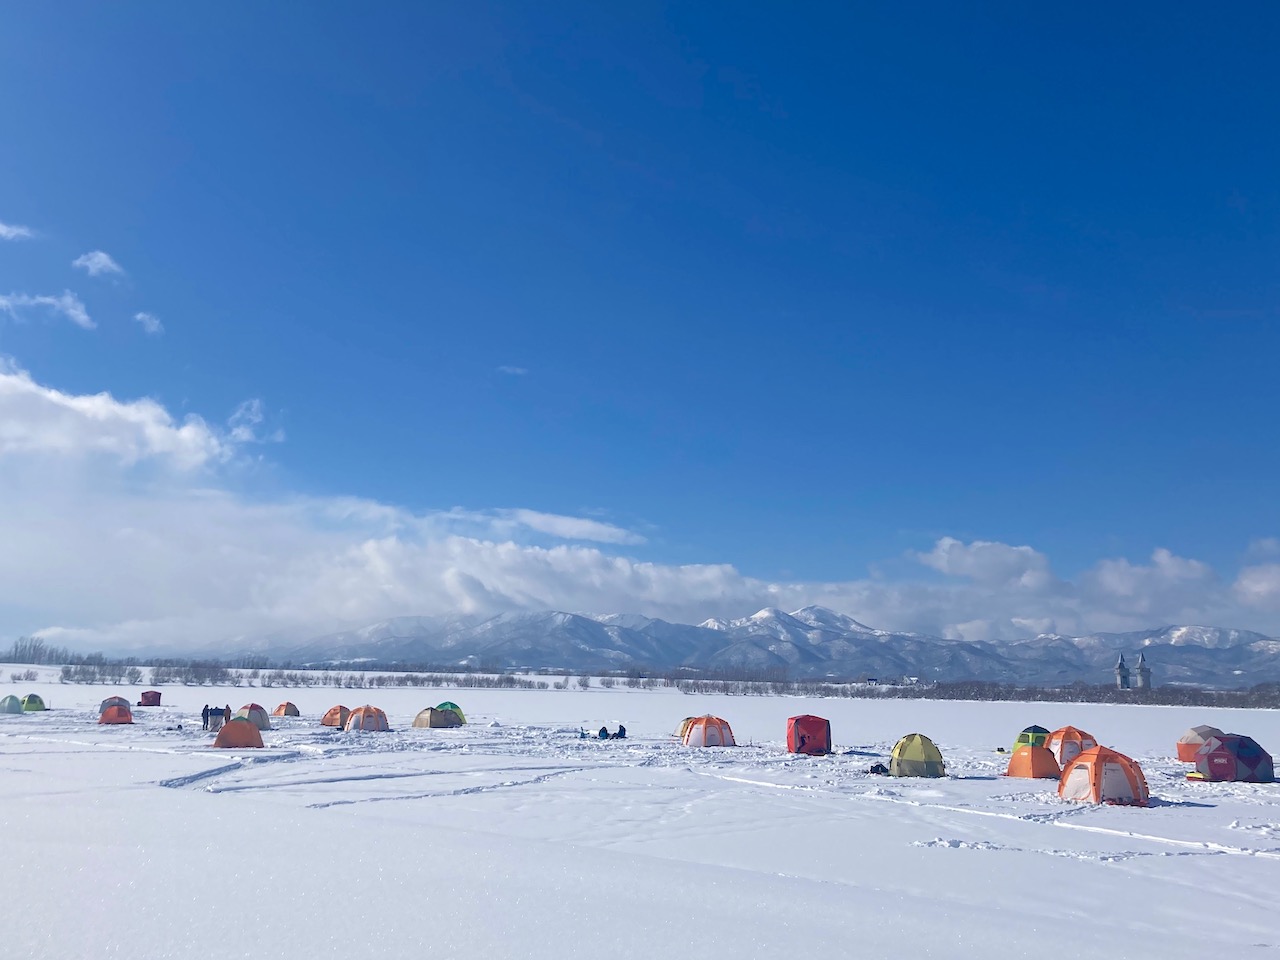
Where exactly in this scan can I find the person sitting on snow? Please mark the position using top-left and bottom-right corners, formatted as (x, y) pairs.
(599, 726), (609, 739)
(611, 724), (626, 739)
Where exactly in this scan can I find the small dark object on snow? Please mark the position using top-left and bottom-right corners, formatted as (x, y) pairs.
(869, 763), (889, 775)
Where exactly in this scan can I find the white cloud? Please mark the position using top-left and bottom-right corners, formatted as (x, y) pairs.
(72, 250), (124, 277)
(497, 365), (528, 375)
(0, 291), (94, 330)
(0, 221), (33, 240)
(227, 399), (283, 444)
(916, 537), (1055, 591)
(134, 312), (164, 335)
(0, 360), (229, 468)
(1, 364), (1278, 651)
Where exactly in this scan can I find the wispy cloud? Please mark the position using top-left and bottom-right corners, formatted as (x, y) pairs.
(0, 221), (33, 241)
(0, 291), (94, 330)
(133, 312), (164, 335)
(72, 250), (124, 277)
(228, 398), (284, 444)
(497, 365), (528, 376)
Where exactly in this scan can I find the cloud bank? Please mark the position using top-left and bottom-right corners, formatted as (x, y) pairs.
(1, 362), (1277, 652)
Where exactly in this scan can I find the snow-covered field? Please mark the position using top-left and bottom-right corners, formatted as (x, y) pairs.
(3, 677), (1279, 959)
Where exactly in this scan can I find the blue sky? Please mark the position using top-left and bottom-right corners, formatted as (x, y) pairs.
(2, 4), (1279, 646)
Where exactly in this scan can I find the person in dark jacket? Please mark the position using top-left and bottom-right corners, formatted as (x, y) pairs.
(201, 705), (210, 730)
(224, 704), (232, 723)
(611, 724), (627, 739)
(599, 726), (609, 739)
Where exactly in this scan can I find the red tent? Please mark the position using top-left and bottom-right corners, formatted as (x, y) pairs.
(786, 715), (832, 755)
(139, 691), (162, 707)
(1190, 734), (1274, 783)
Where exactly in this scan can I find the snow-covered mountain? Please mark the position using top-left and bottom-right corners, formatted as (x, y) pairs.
(281, 607), (1280, 687)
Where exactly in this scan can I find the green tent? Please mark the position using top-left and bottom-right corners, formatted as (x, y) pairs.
(21, 693), (46, 712)
(1013, 725), (1050, 752)
(0, 695), (23, 714)
(889, 733), (946, 778)
(436, 701), (466, 723)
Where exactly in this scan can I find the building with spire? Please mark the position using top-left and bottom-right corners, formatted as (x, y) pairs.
(1135, 651), (1152, 690)
(1115, 653), (1130, 690)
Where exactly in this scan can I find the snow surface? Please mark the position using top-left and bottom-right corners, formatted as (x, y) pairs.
(3, 680), (1280, 958)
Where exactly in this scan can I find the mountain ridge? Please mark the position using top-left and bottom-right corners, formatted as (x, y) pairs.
(280, 607), (1280, 687)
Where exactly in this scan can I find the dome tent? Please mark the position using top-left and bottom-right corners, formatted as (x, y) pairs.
(1059, 746), (1149, 806)
(272, 702), (300, 717)
(675, 717), (697, 739)
(1177, 725), (1226, 763)
(321, 705), (351, 728)
(345, 705), (390, 732)
(413, 707), (463, 728)
(889, 733), (946, 778)
(682, 715), (735, 747)
(213, 717), (264, 749)
(100, 696), (131, 714)
(1013, 725), (1050, 752)
(436, 702), (466, 723)
(21, 693), (46, 711)
(99, 704), (133, 724)
(1189, 734), (1274, 783)
(1005, 745), (1060, 779)
(0, 695), (23, 714)
(1046, 726), (1097, 768)
(786, 715), (832, 755)
(235, 704), (271, 731)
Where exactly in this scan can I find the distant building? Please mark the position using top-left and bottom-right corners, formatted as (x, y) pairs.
(1115, 653), (1130, 690)
(1135, 651), (1152, 690)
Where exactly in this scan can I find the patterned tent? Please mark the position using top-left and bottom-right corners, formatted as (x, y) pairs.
(1189, 734), (1274, 783)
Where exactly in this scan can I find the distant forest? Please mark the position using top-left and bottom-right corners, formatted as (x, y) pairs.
(4, 635), (1278, 709)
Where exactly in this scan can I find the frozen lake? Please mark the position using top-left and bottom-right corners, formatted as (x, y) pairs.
(3, 679), (1279, 958)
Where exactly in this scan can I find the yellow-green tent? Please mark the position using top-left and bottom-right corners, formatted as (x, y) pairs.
(889, 733), (945, 778)
(21, 693), (46, 712)
(435, 701), (465, 723)
(1013, 725), (1050, 752)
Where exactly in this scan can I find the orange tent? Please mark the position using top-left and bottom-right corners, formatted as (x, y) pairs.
(272, 702), (300, 717)
(1059, 746), (1149, 806)
(1046, 726), (1098, 768)
(345, 705), (390, 732)
(681, 715), (735, 747)
(322, 705), (351, 728)
(1004, 745), (1060, 779)
(212, 717), (264, 749)
(1176, 725), (1225, 762)
(98, 704), (133, 725)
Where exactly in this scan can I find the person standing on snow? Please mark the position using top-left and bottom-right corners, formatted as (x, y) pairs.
(201, 705), (210, 730)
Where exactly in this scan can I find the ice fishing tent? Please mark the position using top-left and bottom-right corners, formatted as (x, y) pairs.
(100, 696), (131, 714)
(212, 717), (264, 749)
(1059, 746), (1149, 806)
(413, 707), (463, 728)
(1177, 725), (1226, 763)
(682, 715), (735, 747)
(436, 701), (466, 723)
(235, 704), (271, 731)
(208, 710), (225, 733)
(139, 691), (162, 707)
(321, 705), (351, 728)
(787, 715), (832, 755)
(99, 704), (133, 724)
(0, 695), (22, 714)
(1189, 734), (1274, 783)
(675, 717), (697, 739)
(889, 733), (946, 778)
(1046, 726), (1097, 768)
(345, 705), (390, 732)
(21, 693), (46, 712)
(272, 702), (300, 717)
(1005, 745), (1061, 779)
(1013, 725), (1051, 752)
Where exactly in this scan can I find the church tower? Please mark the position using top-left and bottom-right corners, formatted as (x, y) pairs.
(1115, 653), (1130, 690)
(1135, 651), (1152, 690)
